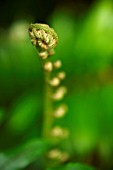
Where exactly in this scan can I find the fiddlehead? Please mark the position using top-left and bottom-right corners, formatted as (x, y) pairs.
(29, 23), (58, 59)
(28, 23), (69, 165)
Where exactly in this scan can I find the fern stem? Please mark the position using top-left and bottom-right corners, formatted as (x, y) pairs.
(42, 70), (53, 139)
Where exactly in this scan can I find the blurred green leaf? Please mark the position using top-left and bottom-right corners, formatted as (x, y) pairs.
(65, 163), (95, 170)
(0, 138), (47, 170)
(7, 93), (41, 134)
(47, 163), (95, 170)
(74, 0), (113, 73)
(66, 87), (99, 155)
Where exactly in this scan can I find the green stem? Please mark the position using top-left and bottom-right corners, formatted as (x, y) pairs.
(42, 65), (53, 140)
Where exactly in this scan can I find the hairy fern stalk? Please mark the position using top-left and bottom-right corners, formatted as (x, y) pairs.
(28, 23), (69, 163)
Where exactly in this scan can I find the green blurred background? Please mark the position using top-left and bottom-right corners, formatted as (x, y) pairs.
(0, 0), (113, 169)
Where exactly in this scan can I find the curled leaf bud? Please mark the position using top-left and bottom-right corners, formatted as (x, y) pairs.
(54, 104), (68, 118)
(49, 77), (60, 87)
(48, 149), (69, 162)
(52, 86), (67, 100)
(51, 126), (69, 138)
(38, 51), (48, 59)
(57, 71), (66, 80)
(29, 23), (58, 51)
(53, 60), (62, 69)
(48, 149), (61, 160)
(44, 61), (53, 72)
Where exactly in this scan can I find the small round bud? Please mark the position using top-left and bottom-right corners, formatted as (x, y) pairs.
(52, 86), (67, 100)
(48, 49), (55, 56)
(48, 149), (61, 160)
(48, 149), (69, 162)
(51, 126), (69, 138)
(38, 51), (48, 59)
(53, 60), (62, 69)
(49, 77), (60, 87)
(44, 62), (53, 72)
(54, 104), (68, 118)
(57, 71), (66, 80)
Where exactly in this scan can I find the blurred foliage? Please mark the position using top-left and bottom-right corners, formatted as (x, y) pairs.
(47, 163), (95, 170)
(0, 139), (47, 170)
(0, 0), (113, 169)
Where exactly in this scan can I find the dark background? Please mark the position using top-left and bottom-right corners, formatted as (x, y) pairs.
(0, 0), (94, 28)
